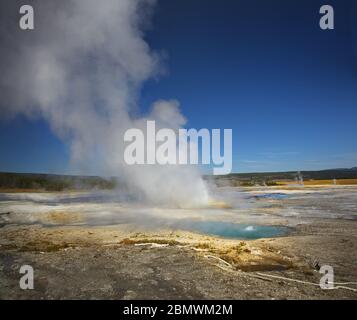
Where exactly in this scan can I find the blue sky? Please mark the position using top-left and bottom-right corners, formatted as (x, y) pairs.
(1, 0), (357, 174)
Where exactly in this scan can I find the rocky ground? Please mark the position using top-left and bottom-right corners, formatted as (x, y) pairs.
(0, 219), (356, 299)
(1, 186), (357, 300)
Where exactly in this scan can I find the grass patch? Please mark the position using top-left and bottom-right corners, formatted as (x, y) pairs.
(195, 242), (214, 250)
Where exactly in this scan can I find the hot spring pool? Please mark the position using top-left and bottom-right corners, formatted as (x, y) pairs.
(176, 220), (288, 239)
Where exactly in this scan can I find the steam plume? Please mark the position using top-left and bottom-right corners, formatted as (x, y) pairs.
(0, 0), (208, 207)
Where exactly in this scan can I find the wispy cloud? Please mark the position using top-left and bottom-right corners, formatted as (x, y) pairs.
(258, 151), (300, 158)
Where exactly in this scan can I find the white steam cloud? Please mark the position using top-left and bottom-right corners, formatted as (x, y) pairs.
(0, 0), (208, 207)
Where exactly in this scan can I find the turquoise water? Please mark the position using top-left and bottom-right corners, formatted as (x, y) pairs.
(179, 220), (288, 239)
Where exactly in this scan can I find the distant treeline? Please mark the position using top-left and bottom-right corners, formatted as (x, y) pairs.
(206, 167), (357, 187)
(0, 172), (117, 191)
(1, 167), (357, 191)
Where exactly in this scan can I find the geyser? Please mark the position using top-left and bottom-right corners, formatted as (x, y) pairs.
(0, 0), (209, 207)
